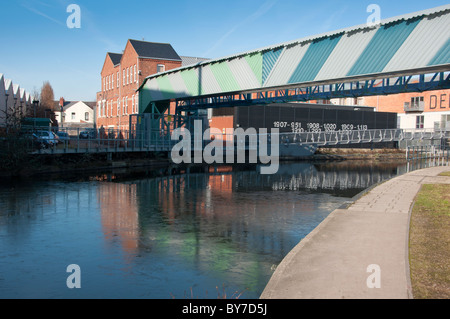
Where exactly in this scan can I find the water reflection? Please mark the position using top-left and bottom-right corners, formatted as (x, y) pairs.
(0, 162), (407, 299)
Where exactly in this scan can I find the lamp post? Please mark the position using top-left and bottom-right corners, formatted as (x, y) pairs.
(61, 105), (64, 128)
(32, 99), (39, 130)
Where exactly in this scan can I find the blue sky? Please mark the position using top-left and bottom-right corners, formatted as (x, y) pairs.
(0, 0), (448, 101)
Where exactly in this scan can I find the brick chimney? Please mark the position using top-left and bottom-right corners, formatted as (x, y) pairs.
(59, 97), (65, 107)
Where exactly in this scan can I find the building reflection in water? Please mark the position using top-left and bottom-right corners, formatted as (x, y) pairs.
(98, 182), (139, 257)
(94, 162), (407, 297)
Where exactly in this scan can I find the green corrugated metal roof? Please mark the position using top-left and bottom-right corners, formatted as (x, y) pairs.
(262, 48), (283, 85)
(156, 76), (176, 100)
(138, 5), (450, 108)
(289, 34), (343, 84)
(429, 38), (450, 66)
(347, 18), (422, 76)
(245, 53), (263, 85)
(181, 69), (201, 96)
(209, 61), (241, 92)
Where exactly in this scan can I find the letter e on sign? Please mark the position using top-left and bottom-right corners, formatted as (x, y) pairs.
(367, 264), (381, 289)
(66, 264), (81, 289)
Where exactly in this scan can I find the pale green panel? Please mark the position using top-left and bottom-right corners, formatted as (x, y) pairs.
(209, 62), (241, 93)
(245, 53), (263, 85)
(180, 69), (200, 96)
(156, 76), (176, 100)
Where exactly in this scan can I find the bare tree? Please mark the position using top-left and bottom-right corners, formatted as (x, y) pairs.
(40, 81), (55, 114)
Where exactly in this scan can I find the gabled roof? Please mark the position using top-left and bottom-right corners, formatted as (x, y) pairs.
(129, 39), (182, 61)
(181, 56), (211, 67)
(13, 84), (20, 97)
(57, 100), (96, 111)
(20, 88), (26, 100)
(4, 79), (13, 92)
(108, 52), (123, 66)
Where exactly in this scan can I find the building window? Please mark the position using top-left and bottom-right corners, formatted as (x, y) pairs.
(98, 102), (102, 118)
(125, 97), (128, 115)
(85, 112), (89, 121)
(157, 64), (165, 73)
(132, 95), (135, 113)
(117, 99), (120, 115)
(71, 112), (76, 120)
(127, 68), (129, 84)
(134, 65), (137, 83)
(411, 97), (424, 108)
(123, 70), (126, 86)
(117, 72), (120, 88)
(112, 76), (114, 89)
(135, 92), (139, 112)
(416, 116), (425, 129)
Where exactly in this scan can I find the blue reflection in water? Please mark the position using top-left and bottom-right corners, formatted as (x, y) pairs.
(0, 162), (406, 299)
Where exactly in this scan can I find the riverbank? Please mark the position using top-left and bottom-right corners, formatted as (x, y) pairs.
(0, 148), (407, 179)
(260, 166), (450, 299)
(316, 148), (406, 161)
(0, 152), (172, 179)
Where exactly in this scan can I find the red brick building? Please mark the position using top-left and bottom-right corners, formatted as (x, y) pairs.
(97, 40), (183, 131)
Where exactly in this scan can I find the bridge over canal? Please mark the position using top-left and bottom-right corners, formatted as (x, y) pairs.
(137, 5), (450, 114)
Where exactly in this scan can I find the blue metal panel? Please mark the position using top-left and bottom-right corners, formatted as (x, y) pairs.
(347, 19), (422, 76)
(428, 38), (450, 66)
(262, 48), (283, 85)
(288, 35), (343, 84)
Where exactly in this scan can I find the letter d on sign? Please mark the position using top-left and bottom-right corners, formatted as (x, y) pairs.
(367, 264), (381, 289)
(66, 264), (81, 289)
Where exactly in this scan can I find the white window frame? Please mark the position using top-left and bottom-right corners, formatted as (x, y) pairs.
(157, 64), (165, 73)
(117, 72), (120, 88)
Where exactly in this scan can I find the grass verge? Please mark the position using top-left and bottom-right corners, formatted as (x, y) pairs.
(409, 183), (450, 299)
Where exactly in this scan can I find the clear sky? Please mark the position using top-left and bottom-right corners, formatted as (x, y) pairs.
(0, 0), (448, 101)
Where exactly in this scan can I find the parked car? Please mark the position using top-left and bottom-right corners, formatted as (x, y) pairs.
(56, 132), (70, 144)
(79, 130), (96, 139)
(33, 131), (59, 148)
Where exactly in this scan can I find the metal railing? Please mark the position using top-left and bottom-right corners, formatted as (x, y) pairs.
(276, 129), (450, 147)
(20, 128), (450, 155)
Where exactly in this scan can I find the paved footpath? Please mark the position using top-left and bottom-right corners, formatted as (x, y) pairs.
(261, 166), (450, 299)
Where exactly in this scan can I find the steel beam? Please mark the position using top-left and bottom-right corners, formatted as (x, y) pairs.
(175, 71), (450, 111)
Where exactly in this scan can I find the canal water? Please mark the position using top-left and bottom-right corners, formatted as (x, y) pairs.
(0, 161), (407, 299)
